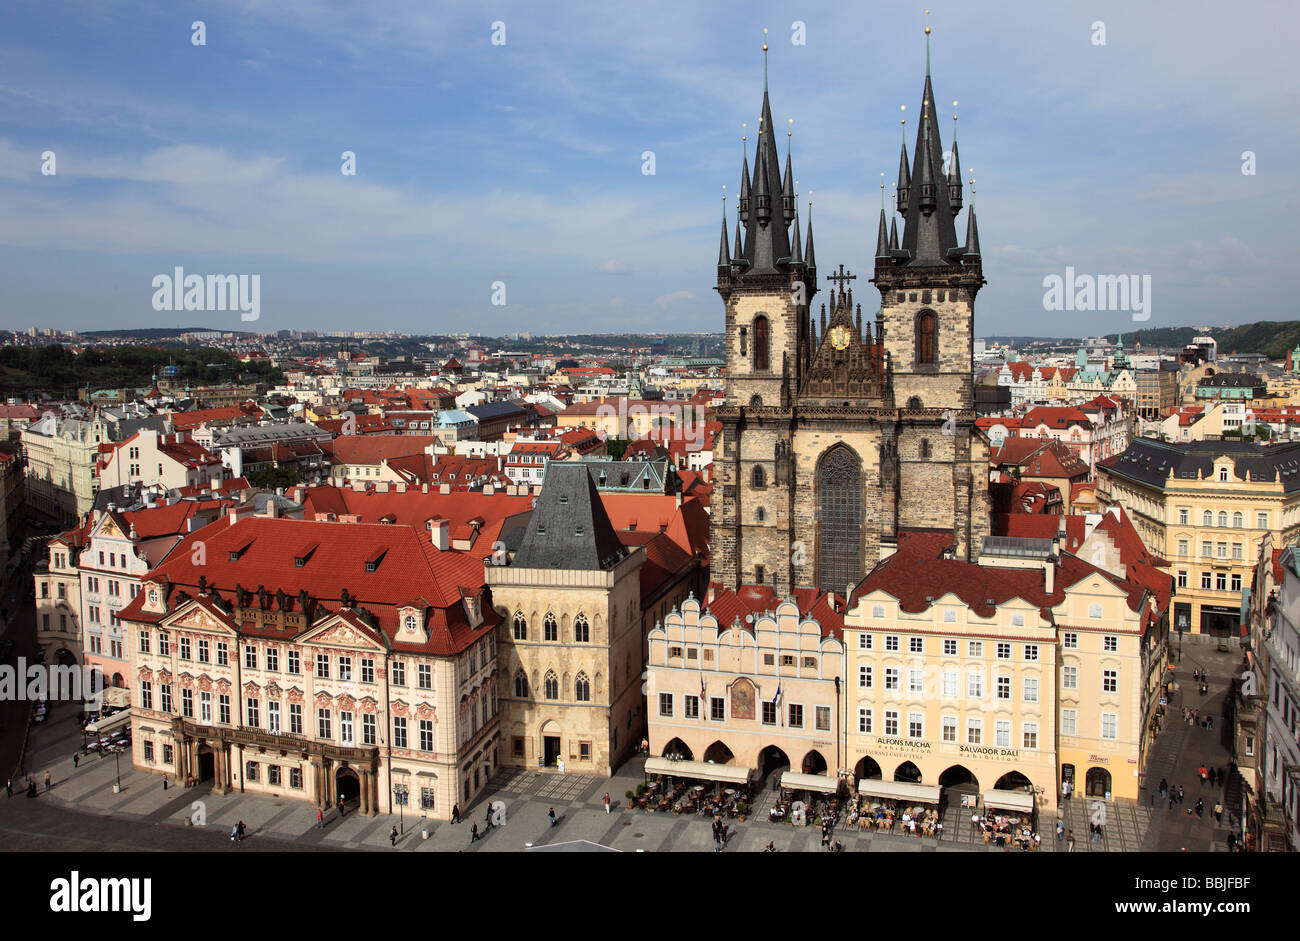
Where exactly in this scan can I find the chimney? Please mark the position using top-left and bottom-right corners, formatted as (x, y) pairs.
(1044, 558), (1055, 594)
(265, 497), (278, 518)
(422, 483), (429, 494)
(429, 516), (450, 551)
(228, 507), (239, 527)
(675, 491), (682, 508)
(210, 478), (219, 492)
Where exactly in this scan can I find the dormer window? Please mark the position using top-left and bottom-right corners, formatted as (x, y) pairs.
(405, 614), (417, 632)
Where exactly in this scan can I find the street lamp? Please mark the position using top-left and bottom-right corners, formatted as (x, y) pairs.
(113, 745), (122, 793)
(393, 784), (406, 834)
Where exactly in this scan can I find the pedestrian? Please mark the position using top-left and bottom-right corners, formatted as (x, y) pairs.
(43, 770), (51, 791)
(764, 841), (776, 853)
(231, 824), (239, 841)
(162, 777), (168, 791)
(73, 753), (79, 769)
(237, 820), (246, 841)
(316, 809), (324, 829)
(470, 822), (480, 843)
(1195, 798), (1204, 819)
(1168, 792), (1175, 811)
(548, 807), (556, 827)
(1206, 715), (1213, 730)
(4, 778), (10, 798)
(1067, 829), (1075, 852)
(390, 825), (398, 847)
(1199, 766), (1208, 786)
(451, 803), (460, 824)
(338, 794), (345, 818)
(603, 792), (611, 815)
(1159, 778), (1167, 798)
(1056, 820), (1064, 842)
(486, 806), (494, 830)
(1178, 785), (1185, 804)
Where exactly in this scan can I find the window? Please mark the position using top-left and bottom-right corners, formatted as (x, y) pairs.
(909, 669), (923, 695)
(1178, 508), (1189, 525)
(659, 693), (673, 717)
(181, 688), (193, 718)
(162, 743), (173, 765)
(802, 656), (817, 669)
(883, 710), (898, 736)
(1203, 510), (1213, 527)
(788, 704), (803, 728)
(858, 708), (873, 733)
(942, 670), (957, 698)
(885, 635), (900, 652)
(392, 717), (407, 748)
(1063, 665), (1078, 690)
(1217, 542), (1227, 559)
(860, 633), (874, 650)
(907, 712), (923, 739)
(268, 765), (282, 786)
(967, 672), (984, 699)
(576, 673), (592, 702)
(995, 720), (1011, 748)
(1232, 543), (1243, 561)
(943, 638), (957, 656)
(512, 611), (527, 640)
(1202, 540), (1213, 557)
(942, 716), (957, 742)
(1011, 613), (1025, 627)
(966, 718), (982, 744)
(1218, 511), (1228, 528)
(1233, 511), (1243, 528)
(361, 713), (376, 745)
(997, 643), (1011, 660)
(418, 664), (432, 690)
(753, 315), (770, 371)
(316, 654), (330, 679)
(1178, 538), (1189, 558)
(245, 762), (258, 783)
(290, 767), (303, 789)
(544, 614), (558, 642)
(968, 641), (983, 657)
(858, 665), (873, 689)
(244, 645), (257, 669)
(1177, 570), (1187, 588)
(916, 310), (937, 365)
(885, 668), (899, 690)
(909, 637), (924, 654)
(1103, 635), (1118, 652)
(997, 675), (1011, 700)
(138, 630), (150, 654)
(1023, 677), (1039, 702)
(245, 697), (259, 728)
(514, 669), (528, 697)
(289, 703), (302, 735)
(264, 699), (275, 732)
(1216, 572), (1227, 591)
(545, 671), (559, 700)
(1201, 572), (1212, 590)
(391, 660), (406, 686)
(781, 654), (794, 667)
(1023, 723), (1038, 749)
(763, 653), (775, 666)
(359, 657), (372, 683)
(1101, 713), (1118, 740)
(1061, 709), (1077, 736)
(1231, 573), (1242, 592)
(161, 684), (172, 714)
(340, 711), (354, 745)
(762, 702), (777, 725)
(180, 636), (191, 660)
(871, 606), (885, 619)
(1024, 644), (1039, 661)
(573, 615), (590, 643)
(200, 691), (212, 724)
(684, 695), (699, 719)
(143, 740), (154, 762)
(816, 706), (831, 731)
(1258, 512), (1269, 529)
(317, 708), (332, 739)
(1102, 669), (1118, 693)
(288, 650), (300, 674)
(140, 681), (152, 710)
(751, 465), (766, 489)
(419, 719), (434, 752)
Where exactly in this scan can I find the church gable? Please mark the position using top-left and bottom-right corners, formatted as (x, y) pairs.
(800, 268), (886, 403)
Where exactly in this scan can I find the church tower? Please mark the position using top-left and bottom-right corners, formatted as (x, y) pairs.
(871, 24), (989, 561)
(713, 41), (816, 592)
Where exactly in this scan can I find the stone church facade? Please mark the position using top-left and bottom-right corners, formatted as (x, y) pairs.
(713, 55), (991, 596)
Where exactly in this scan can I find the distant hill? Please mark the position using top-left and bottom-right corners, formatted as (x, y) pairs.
(1106, 321), (1300, 359)
(79, 327), (252, 339)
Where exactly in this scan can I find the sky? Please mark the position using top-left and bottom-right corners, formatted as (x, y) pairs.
(0, 0), (1295, 338)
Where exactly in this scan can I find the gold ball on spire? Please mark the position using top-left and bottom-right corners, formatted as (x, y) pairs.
(762, 44), (768, 51)
(925, 26), (931, 34)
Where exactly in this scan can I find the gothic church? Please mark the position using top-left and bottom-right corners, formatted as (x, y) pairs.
(712, 38), (991, 596)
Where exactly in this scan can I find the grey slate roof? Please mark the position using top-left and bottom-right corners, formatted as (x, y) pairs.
(510, 463), (627, 570)
(1104, 439), (1300, 492)
(465, 401), (528, 421)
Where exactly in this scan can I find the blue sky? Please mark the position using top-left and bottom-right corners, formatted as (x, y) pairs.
(0, 0), (1294, 338)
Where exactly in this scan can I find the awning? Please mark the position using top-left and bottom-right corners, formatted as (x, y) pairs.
(85, 708), (132, 735)
(857, 779), (941, 803)
(780, 771), (839, 794)
(102, 687), (132, 709)
(983, 789), (1035, 813)
(644, 757), (751, 785)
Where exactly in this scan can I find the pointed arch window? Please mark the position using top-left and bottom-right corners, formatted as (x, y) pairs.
(752, 465), (766, 489)
(512, 611), (527, 640)
(753, 316), (771, 371)
(514, 669), (529, 697)
(544, 670), (558, 700)
(543, 613), (558, 642)
(920, 439), (931, 459)
(574, 614), (590, 643)
(916, 310), (937, 365)
(575, 672), (591, 702)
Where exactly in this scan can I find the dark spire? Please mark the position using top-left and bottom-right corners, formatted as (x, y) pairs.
(875, 207), (890, 259)
(717, 199), (731, 271)
(896, 139), (911, 214)
(781, 146), (795, 224)
(738, 151), (751, 223)
(790, 206), (803, 265)
(736, 86), (794, 277)
(947, 137), (963, 215)
(964, 205), (981, 258)
(733, 218), (744, 262)
(512, 464), (626, 570)
(753, 144), (772, 226)
(898, 67), (961, 266)
(804, 202), (817, 270)
(889, 215), (899, 251)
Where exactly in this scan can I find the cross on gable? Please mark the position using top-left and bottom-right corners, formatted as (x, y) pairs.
(826, 264), (856, 293)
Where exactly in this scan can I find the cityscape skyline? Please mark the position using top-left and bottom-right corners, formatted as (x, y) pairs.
(1, 1), (1294, 335)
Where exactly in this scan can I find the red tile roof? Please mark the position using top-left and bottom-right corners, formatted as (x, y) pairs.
(704, 584), (847, 640)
